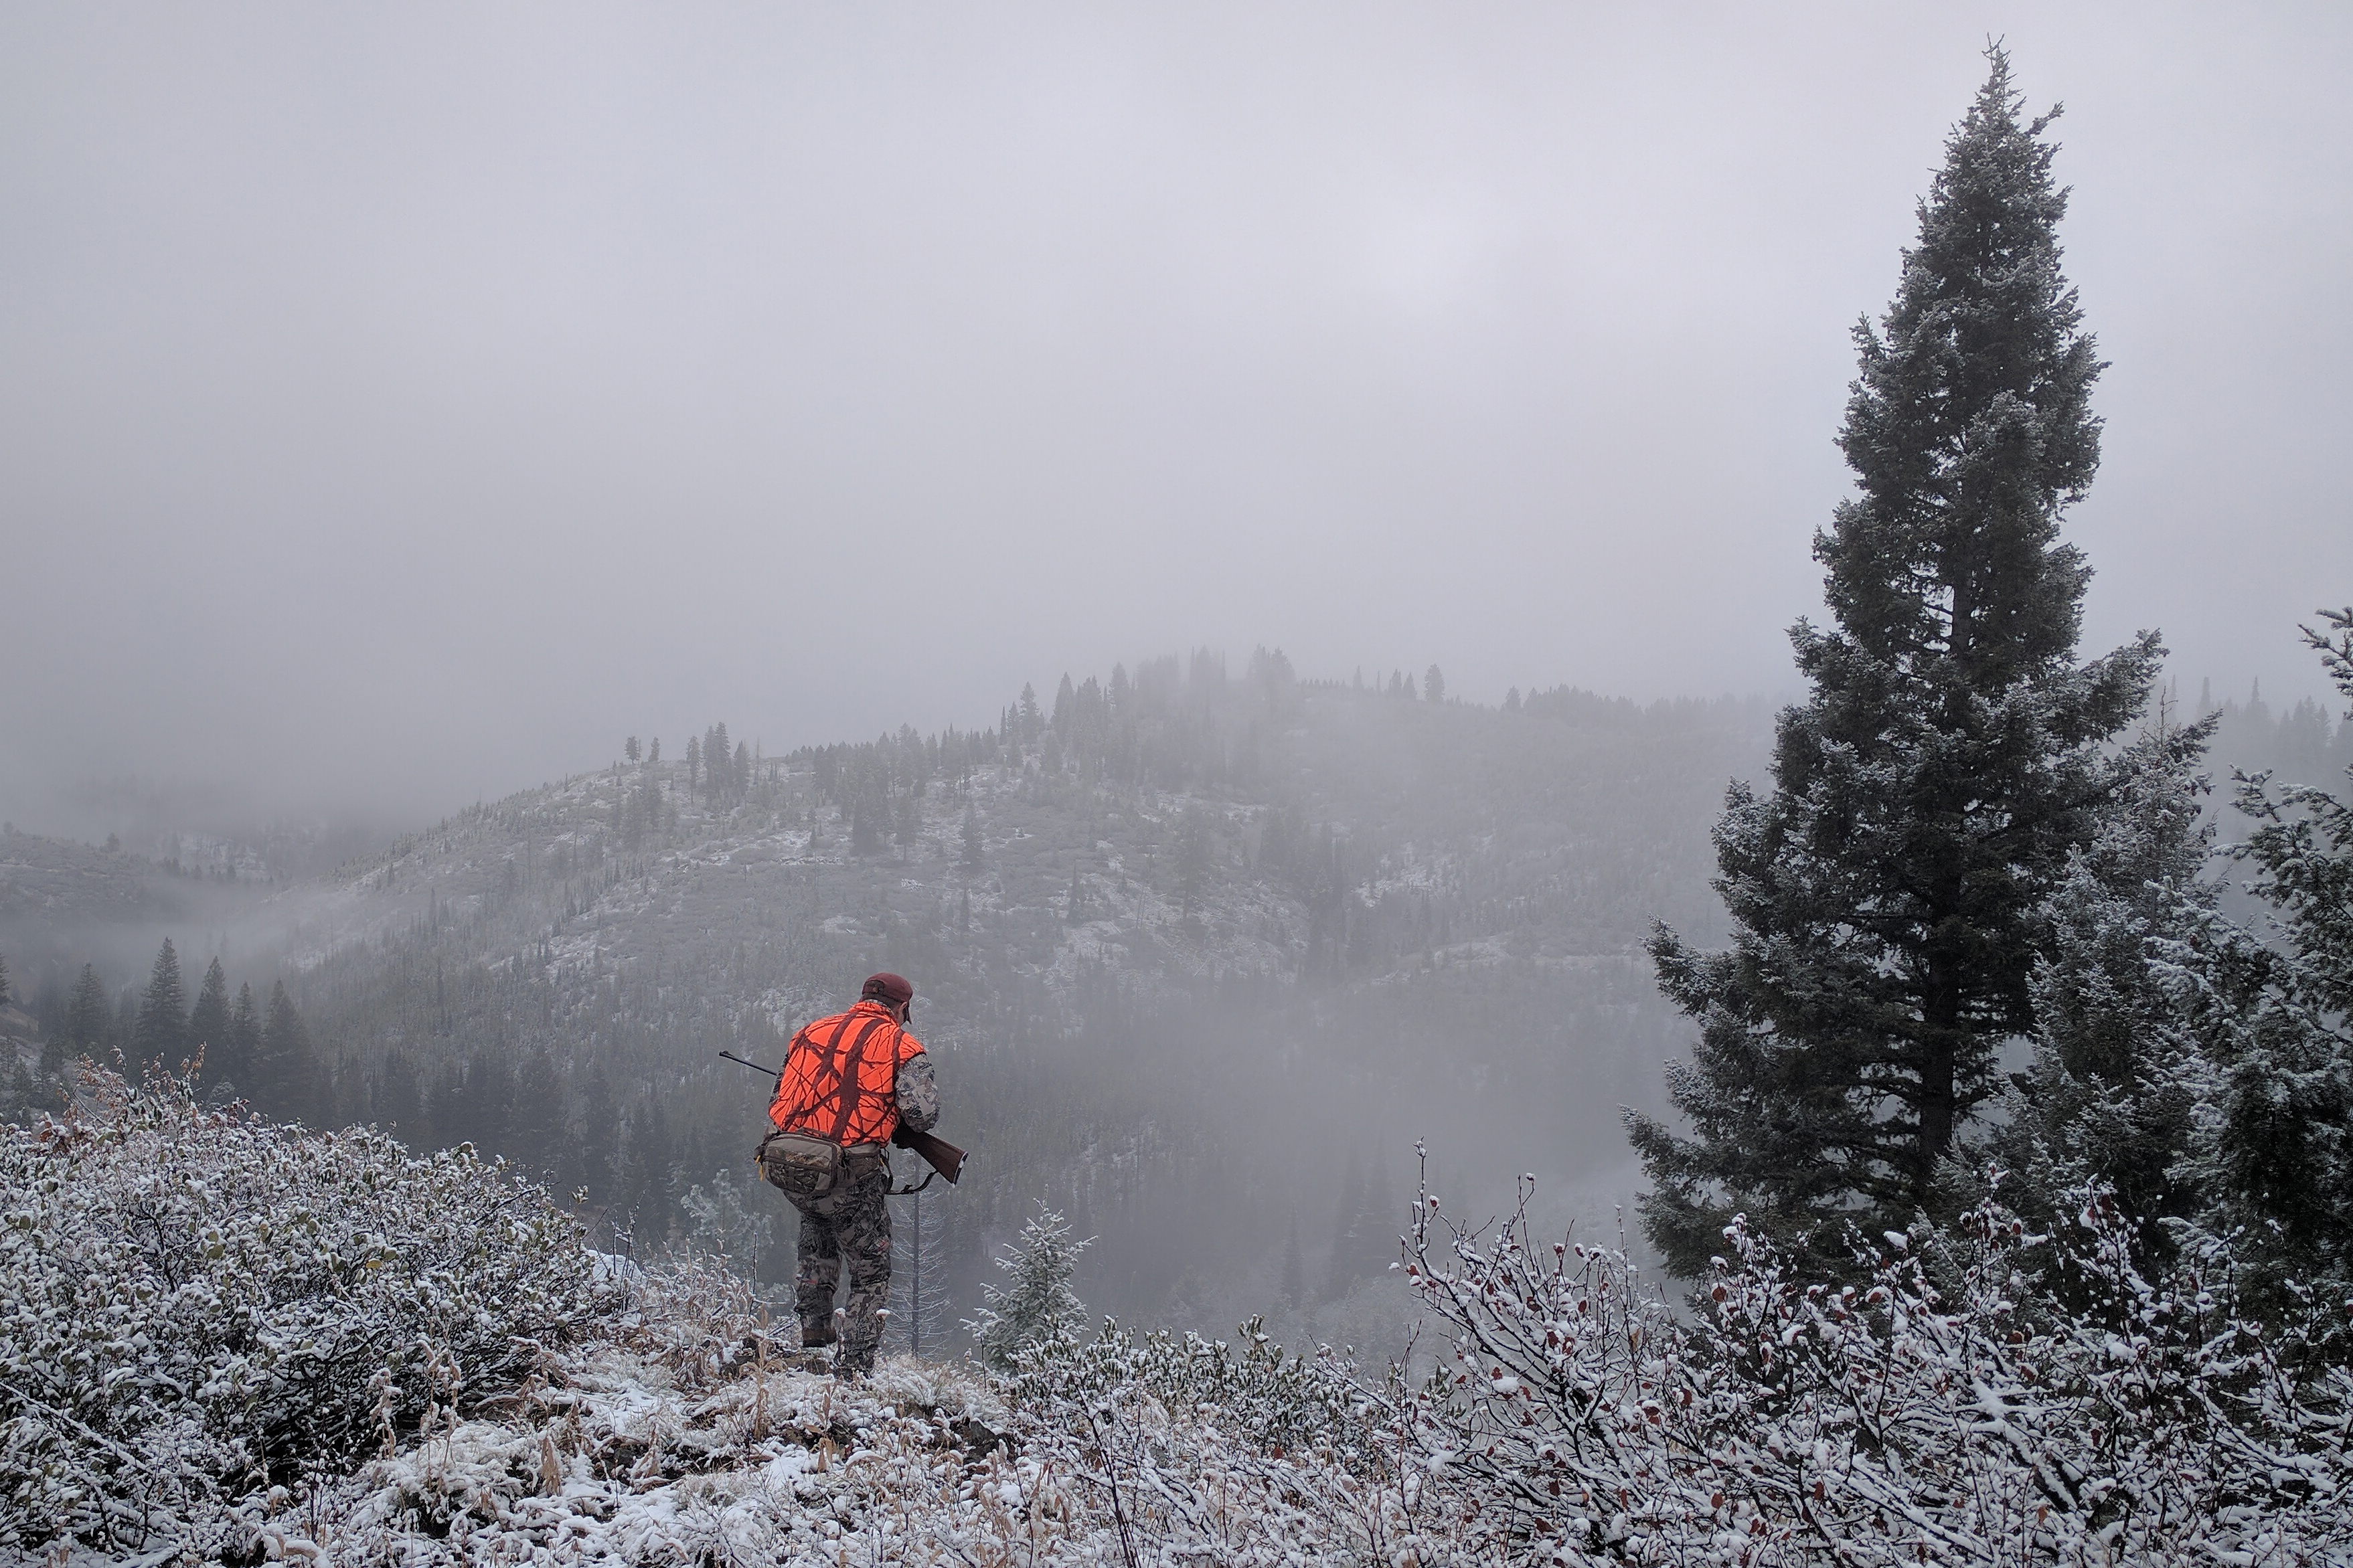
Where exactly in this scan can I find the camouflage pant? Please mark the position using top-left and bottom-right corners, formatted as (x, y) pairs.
(791, 1155), (892, 1374)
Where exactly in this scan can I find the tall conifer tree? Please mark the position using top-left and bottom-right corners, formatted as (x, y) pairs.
(253, 980), (321, 1124)
(187, 958), (231, 1079)
(133, 939), (187, 1073)
(219, 982), (261, 1092)
(1629, 52), (2162, 1277)
(63, 965), (111, 1056)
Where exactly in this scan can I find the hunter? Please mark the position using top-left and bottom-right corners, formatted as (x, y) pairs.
(765, 971), (940, 1376)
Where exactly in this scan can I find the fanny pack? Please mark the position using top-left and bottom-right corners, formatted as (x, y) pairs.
(756, 1128), (845, 1200)
(756, 1131), (886, 1203)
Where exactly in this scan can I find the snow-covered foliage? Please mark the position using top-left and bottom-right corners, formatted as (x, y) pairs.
(139, 1235), (1446, 1567)
(968, 1203), (1091, 1371)
(2159, 608), (2353, 1314)
(226, 1174), (2352, 1567)
(0, 1070), (602, 1551)
(0, 1081), (1439, 1564)
(1011, 1310), (1381, 1467)
(1402, 1161), (2353, 1564)
(992, 1312), (1457, 1565)
(160, 1261), (1040, 1568)
(12, 1076), (2352, 1563)
(1981, 715), (2216, 1259)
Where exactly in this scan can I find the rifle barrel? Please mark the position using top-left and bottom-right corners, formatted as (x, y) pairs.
(720, 1050), (779, 1076)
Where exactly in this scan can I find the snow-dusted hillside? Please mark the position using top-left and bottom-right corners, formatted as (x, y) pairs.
(292, 683), (1763, 1023)
(0, 829), (181, 927)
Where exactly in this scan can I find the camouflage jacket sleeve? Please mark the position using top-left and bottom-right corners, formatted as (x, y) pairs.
(895, 1052), (940, 1133)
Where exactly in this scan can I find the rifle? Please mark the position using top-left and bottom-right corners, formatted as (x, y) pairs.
(720, 1049), (967, 1193)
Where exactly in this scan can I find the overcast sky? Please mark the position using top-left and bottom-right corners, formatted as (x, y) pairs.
(3, 2), (2347, 832)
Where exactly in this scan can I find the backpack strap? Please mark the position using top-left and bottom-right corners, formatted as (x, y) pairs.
(827, 1015), (891, 1145)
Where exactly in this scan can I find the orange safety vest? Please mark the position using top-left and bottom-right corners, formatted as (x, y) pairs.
(768, 1000), (925, 1148)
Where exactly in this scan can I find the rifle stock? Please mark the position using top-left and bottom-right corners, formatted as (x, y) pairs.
(890, 1123), (966, 1185)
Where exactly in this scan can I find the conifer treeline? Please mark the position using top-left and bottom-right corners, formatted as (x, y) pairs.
(6, 938), (324, 1126)
(2196, 679), (2353, 791)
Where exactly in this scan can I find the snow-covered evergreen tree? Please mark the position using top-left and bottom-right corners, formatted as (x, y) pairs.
(220, 980), (260, 1096)
(133, 937), (187, 1073)
(250, 979), (320, 1124)
(1980, 711), (2216, 1261)
(1631, 50), (2162, 1276)
(967, 1203), (1089, 1371)
(2164, 607), (2353, 1310)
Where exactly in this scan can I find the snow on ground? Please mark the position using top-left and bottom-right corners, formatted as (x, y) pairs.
(281, 1349), (1027, 1567)
(121, 1261), (1416, 1568)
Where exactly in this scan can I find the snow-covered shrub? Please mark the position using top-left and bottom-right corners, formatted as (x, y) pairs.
(994, 1309), (1456, 1563)
(986, 1260), (1467, 1561)
(614, 1243), (773, 1394)
(1404, 1162), (2352, 1564)
(1010, 1312), (1385, 1468)
(967, 1202), (1090, 1371)
(238, 1345), (1020, 1567)
(0, 1071), (606, 1551)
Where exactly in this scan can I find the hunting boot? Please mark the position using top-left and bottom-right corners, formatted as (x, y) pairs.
(786, 1316), (837, 1372)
